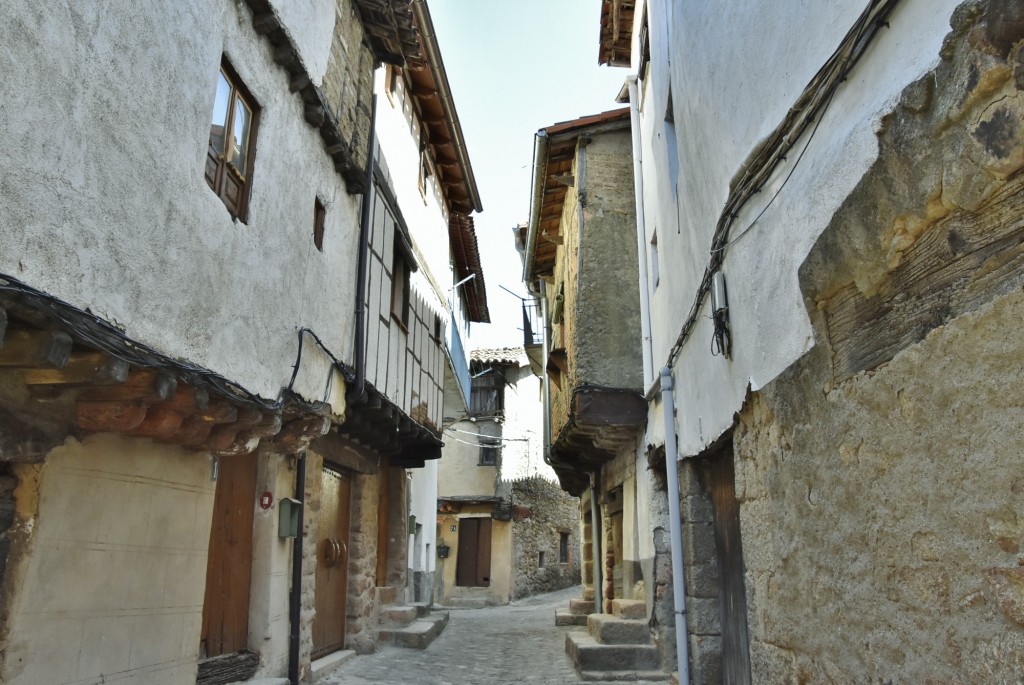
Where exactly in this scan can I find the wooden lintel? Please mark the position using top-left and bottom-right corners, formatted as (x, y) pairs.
(76, 400), (149, 433)
(23, 352), (130, 386)
(0, 329), (73, 369)
(310, 433), (380, 474)
(125, 406), (185, 439)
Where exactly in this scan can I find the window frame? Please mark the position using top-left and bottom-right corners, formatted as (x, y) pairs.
(206, 59), (260, 222)
(390, 244), (411, 331)
(478, 443), (498, 466)
(313, 197), (326, 251)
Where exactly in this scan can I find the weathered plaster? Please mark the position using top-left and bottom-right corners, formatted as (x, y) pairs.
(639, 0), (964, 455)
(0, 434), (215, 685)
(0, 1), (366, 409)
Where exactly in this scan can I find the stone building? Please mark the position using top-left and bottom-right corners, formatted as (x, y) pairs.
(592, 0), (1024, 682)
(0, 1), (486, 683)
(436, 347), (580, 606)
(519, 111), (674, 678)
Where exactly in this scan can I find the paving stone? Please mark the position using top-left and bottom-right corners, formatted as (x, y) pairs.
(325, 586), (667, 685)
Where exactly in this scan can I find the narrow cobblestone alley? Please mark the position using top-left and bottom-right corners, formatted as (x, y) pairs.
(325, 586), (666, 685)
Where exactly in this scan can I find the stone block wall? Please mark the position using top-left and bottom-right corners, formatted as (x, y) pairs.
(345, 470), (381, 654)
(511, 477), (581, 599)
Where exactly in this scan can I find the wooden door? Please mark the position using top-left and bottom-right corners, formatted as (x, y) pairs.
(698, 443), (752, 685)
(455, 517), (492, 587)
(201, 454), (258, 657)
(312, 467), (352, 659)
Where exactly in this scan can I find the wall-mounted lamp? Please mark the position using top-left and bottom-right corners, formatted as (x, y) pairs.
(710, 271), (732, 359)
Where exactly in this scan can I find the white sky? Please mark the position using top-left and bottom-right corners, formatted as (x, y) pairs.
(429, 0), (630, 349)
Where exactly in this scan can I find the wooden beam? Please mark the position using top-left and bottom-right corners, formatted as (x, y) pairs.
(81, 369), (177, 403)
(0, 329), (73, 369)
(173, 399), (239, 447)
(271, 414), (331, 455)
(125, 406), (186, 440)
(198, 407), (263, 451)
(159, 384), (210, 414)
(23, 352), (130, 386)
(76, 400), (148, 433)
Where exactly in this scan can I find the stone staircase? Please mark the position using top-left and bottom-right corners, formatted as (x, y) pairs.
(555, 595), (593, 626)
(564, 599), (669, 681)
(376, 601), (449, 649)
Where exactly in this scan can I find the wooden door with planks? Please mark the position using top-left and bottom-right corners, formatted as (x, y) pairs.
(455, 517), (492, 587)
(201, 454), (258, 657)
(312, 466), (352, 659)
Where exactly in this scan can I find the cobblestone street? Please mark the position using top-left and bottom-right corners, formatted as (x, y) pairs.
(325, 586), (666, 685)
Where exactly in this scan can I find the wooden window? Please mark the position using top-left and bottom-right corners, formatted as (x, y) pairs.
(470, 368), (504, 417)
(390, 244), (410, 329)
(206, 61), (259, 220)
(313, 198), (326, 252)
(478, 444), (498, 466)
(559, 532), (569, 564)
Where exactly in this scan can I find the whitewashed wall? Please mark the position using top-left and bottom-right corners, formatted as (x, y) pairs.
(0, 1), (362, 411)
(497, 359), (554, 483)
(635, 0), (962, 455)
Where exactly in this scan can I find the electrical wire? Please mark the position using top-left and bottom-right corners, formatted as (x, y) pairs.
(662, 0), (899, 370)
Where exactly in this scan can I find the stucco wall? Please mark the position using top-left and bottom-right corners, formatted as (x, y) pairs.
(636, 0), (963, 455)
(438, 418), (498, 497)
(0, 434), (215, 685)
(436, 509), (513, 605)
(0, 1), (369, 409)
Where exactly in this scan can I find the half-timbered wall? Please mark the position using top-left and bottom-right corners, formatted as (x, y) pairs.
(363, 178), (446, 434)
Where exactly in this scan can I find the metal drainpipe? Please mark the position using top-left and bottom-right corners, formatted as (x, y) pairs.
(288, 452), (307, 685)
(590, 472), (602, 614)
(347, 94), (378, 404)
(538, 281), (552, 466)
(660, 368), (690, 683)
(626, 76), (654, 387)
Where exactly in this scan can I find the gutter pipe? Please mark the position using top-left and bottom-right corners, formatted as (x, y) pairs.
(347, 94), (378, 404)
(287, 452), (307, 685)
(539, 282), (553, 466)
(660, 368), (690, 683)
(590, 472), (603, 614)
(626, 76), (654, 387)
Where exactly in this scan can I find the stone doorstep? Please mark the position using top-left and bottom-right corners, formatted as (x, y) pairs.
(555, 611), (589, 627)
(565, 632), (662, 673)
(225, 679), (290, 685)
(383, 604), (418, 624)
(587, 614), (650, 645)
(569, 597), (594, 615)
(611, 599), (647, 620)
(444, 596), (489, 609)
(376, 612), (449, 649)
(376, 586), (399, 605)
(409, 601), (432, 618)
(578, 670), (672, 682)
(309, 650), (356, 684)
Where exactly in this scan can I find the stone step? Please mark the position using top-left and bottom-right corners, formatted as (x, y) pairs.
(377, 612), (449, 649)
(588, 614), (650, 645)
(555, 611), (589, 626)
(308, 650), (355, 683)
(383, 605), (418, 624)
(582, 586), (596, 601)
(611, 599), (646, 620)
(376, 586), (398, 605)
(568, 597), (594, 615)
(578, 670), (671, 681)
(446, 596), (489, 609)
(410, 601), (432, 618)
(566, 632), (661, 673)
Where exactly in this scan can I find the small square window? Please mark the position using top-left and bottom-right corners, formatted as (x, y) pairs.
(206, 60), (259, 220)
(479, 444), (498, 466)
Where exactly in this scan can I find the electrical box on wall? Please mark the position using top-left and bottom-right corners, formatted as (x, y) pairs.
(278, 498), (300, 539)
